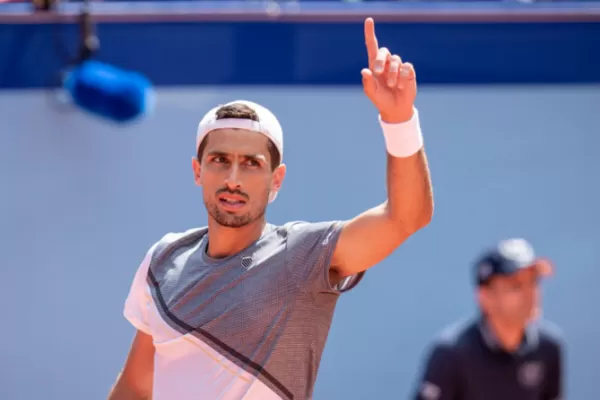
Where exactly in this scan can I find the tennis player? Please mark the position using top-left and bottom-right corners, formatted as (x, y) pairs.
(108, 18), (433, 400)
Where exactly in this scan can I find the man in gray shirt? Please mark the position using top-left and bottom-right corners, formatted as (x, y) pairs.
(109, 18), (433, 400)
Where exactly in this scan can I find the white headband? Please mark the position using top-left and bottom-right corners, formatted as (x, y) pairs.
(196, 100), (284, 161)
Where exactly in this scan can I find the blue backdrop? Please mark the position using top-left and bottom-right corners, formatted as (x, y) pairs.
(1, 2), (599, 399)
(2, 1), (600, 88)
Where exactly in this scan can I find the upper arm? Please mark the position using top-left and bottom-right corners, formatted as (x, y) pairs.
(414, 343), (462, 400)
(331, 203), (413, 278)
(285, 221), (364, 293)
(111, 245), (158, 399)
(123, 245), (157, 335)
(112, 330), (155, 398)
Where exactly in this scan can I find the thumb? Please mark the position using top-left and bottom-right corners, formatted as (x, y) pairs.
(361, 68), (377, 97)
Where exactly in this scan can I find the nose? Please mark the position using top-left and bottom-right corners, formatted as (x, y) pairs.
(224, 164), (242, 190)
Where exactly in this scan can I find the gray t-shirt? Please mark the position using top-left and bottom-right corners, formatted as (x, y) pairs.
(124, 221), (364, 400)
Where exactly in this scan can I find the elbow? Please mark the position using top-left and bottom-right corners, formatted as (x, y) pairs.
(417, 188), (435, 230)
(403, 199), (434, 235)
(386, 203), (433, 240)
(407, 209), (432, 236)
(419, 200), (434, 230)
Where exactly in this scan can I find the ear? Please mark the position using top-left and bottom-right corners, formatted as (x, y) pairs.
(272, 163), (287, 191)
(192, 157), (202, 186)
(269, 163), (287, 203)
(477, 288), (491, 315)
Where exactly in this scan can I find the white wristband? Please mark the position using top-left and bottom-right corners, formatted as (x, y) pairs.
(379, 108), (424, 158)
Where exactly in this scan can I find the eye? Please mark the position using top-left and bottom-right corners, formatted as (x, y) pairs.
(245, 159), (261, 167)
(212, 156), (227, 164)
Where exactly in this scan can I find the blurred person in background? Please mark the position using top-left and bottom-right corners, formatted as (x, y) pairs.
(413, 238), (564, 400)
(108, 18), (433, 400)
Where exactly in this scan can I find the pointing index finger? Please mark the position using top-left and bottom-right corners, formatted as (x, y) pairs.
(364, 17), (378, 71)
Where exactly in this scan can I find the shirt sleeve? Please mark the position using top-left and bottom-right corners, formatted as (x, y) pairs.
(414, 342), (462, 400)
(123, 244), (157, 335)
(285, 221), (364, 294)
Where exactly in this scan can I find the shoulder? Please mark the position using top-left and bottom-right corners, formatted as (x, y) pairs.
(418, 320), (477, 380)
(279, 220), (344, 232)
(149, 226), (209, 259)
(275, 221), (346, 258)
(157, 226), (209, 246)
(428, 318), (479, 358)
(278, 220), (345, 240)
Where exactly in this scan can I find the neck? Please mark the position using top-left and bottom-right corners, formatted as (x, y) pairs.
(485, 316), (526, 352)
(206, 217), (266, 259)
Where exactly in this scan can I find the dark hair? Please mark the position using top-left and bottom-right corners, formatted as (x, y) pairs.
(196, 103), (281, 171)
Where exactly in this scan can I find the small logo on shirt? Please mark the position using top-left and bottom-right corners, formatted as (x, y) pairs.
(518, 361), (544, 389)
(241, 256), (254, 270)
(420, 381), (441, 400)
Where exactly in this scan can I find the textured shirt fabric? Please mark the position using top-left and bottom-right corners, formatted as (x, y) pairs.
(414, 318), (564, 400)
(124, 221), (364, 400)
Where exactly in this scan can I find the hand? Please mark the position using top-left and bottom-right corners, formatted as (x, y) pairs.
(362, 18), (417, 124)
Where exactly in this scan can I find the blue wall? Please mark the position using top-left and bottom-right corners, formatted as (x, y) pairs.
(1, 85), (599, 399)
(2, 2), (600, 88)
(2, 2), (600, 399)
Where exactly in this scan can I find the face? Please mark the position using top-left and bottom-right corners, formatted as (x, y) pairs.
(192, 129), (286, 228)
(479, 267), (541, 327)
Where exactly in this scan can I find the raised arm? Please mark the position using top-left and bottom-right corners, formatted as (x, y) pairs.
(331, 18), (433, 279)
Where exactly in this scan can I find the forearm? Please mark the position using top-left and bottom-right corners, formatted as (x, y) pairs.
(385, 147), (433, 233)
(379, 107), (433, 233)
(108, 372), (152, 400)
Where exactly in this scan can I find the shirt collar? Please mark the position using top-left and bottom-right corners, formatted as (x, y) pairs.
(478, 316), (539, 356)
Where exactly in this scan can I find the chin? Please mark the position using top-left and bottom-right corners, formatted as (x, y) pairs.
(215, 213), (255, 228)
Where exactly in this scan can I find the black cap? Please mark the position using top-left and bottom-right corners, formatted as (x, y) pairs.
(474, 238), (553, 286)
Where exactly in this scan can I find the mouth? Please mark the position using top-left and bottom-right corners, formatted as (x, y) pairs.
(217, 194), (248, 211)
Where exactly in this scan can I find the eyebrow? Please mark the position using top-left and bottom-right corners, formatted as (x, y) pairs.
(207, 150), (267, 161)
